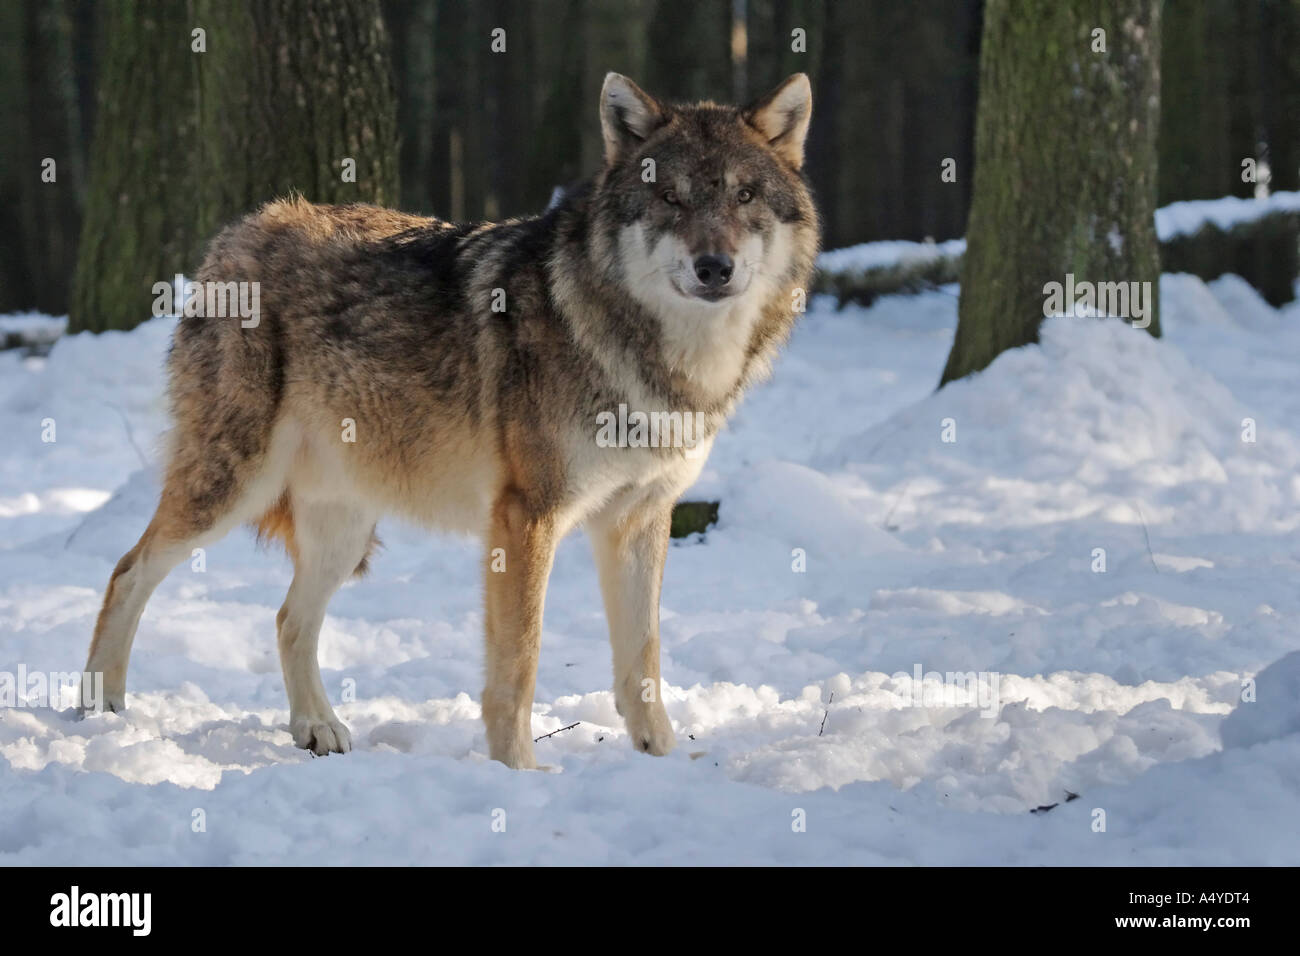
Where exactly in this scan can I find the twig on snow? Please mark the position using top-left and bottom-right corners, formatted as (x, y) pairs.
(106, 401), (148, 469)
(1135, 503), (1160, 573)
(534, 721), (580, 743)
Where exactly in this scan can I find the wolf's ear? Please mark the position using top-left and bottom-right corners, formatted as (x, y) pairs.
(745, 73), (813, 169)
(600, 73), (665, 165)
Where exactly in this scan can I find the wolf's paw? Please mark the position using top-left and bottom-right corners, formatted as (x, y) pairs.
(291, 716), (353, 756)
(623, 701), (676, 756)
(77, 691), (125, 719)
(490, 738), (538, 770)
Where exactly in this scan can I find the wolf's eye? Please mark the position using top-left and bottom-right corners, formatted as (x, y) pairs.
(737, 187), (755, 204)
(661, 190), (679, 205)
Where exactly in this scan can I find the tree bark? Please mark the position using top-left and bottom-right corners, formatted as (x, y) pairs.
(1259, 0), (1300, 193)
(69, 0), (200, 333)
(643, 0), (731, 103)
(940, 0), (1162, 387)
(384, 0), (437, 215)
(193, 0), (400, 240)
(70, 0), (400, 334)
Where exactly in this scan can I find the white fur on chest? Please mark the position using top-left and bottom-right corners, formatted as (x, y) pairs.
(562, 425), (714, 530)
(619, 224), (772, 403)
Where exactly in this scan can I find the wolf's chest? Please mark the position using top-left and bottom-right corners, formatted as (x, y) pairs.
(561, 422), (714, 522)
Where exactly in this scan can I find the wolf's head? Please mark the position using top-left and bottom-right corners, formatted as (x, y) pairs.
(593, 73), (818, 319)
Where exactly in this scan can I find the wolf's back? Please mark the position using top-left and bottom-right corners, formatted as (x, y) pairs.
(173, 199), (435, 409)
(163, 200), (431, 486)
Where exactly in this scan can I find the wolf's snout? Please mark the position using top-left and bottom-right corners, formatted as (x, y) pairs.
(693, 254), (734, 288)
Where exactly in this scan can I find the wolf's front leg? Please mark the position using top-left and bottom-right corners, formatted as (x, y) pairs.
(482, 490), (557, 769)
(588, 499), (676, 756)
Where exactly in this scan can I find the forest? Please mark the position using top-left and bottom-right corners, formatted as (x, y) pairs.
(2, 0), (1298, 330)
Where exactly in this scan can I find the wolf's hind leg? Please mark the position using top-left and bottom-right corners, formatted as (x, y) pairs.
(587, 497), (676, 756)
(275, 499), (378, 756)
(84, 522), (193, 713)
(83, 477), (251, 713)
(84, 410), (295, 714)
(482, 490), (557, 769)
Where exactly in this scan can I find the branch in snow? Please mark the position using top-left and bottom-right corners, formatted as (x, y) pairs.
(534, 721), (580, 743)
(819, 692), (833, 737)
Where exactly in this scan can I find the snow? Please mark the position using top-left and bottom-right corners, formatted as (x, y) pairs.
(816, 191), (1300, 277)
(817, 237), (966, 275)
(2, 271), (1299, 865)
(0, 313), (67, 348)
(1155, 190), (1300, 241)
(1220, 651), (1300, 751)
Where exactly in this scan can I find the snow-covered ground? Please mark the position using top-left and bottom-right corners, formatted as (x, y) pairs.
(0, 313), (66, 351)
(2, 273), (1298, 865)
(819, 190), (1300, 279)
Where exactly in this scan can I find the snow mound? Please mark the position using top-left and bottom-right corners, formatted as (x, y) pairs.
(830, 312), (1300, 536)
(725, 460), (904, 557)
(1205, 274), (1282, 331)
(1221, 651), (1300, 749)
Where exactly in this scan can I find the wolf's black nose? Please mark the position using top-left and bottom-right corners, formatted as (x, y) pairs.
(693, 254), (734, 288)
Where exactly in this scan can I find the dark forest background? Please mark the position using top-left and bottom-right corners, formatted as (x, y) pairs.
(2, 0), (1298, 321)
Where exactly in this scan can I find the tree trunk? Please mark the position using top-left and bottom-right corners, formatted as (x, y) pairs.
(804, 0), (842, 245)
(70, 0), (400, 334)
(193, 0), (399, 240)
(643, 0), (731, 103)
(483, 0), (536, 218)
(384, 0), (437, 215)
(1260, 0), (1300, 193)
(69, 0), (200, 333)
(940, 0), (1162, 387)
(431, 0), (471, 220)
(581, 0), (649, 175)
(12, 0), (87, 315)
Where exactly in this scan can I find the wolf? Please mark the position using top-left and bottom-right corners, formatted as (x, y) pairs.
(83, 73), (818, 769)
